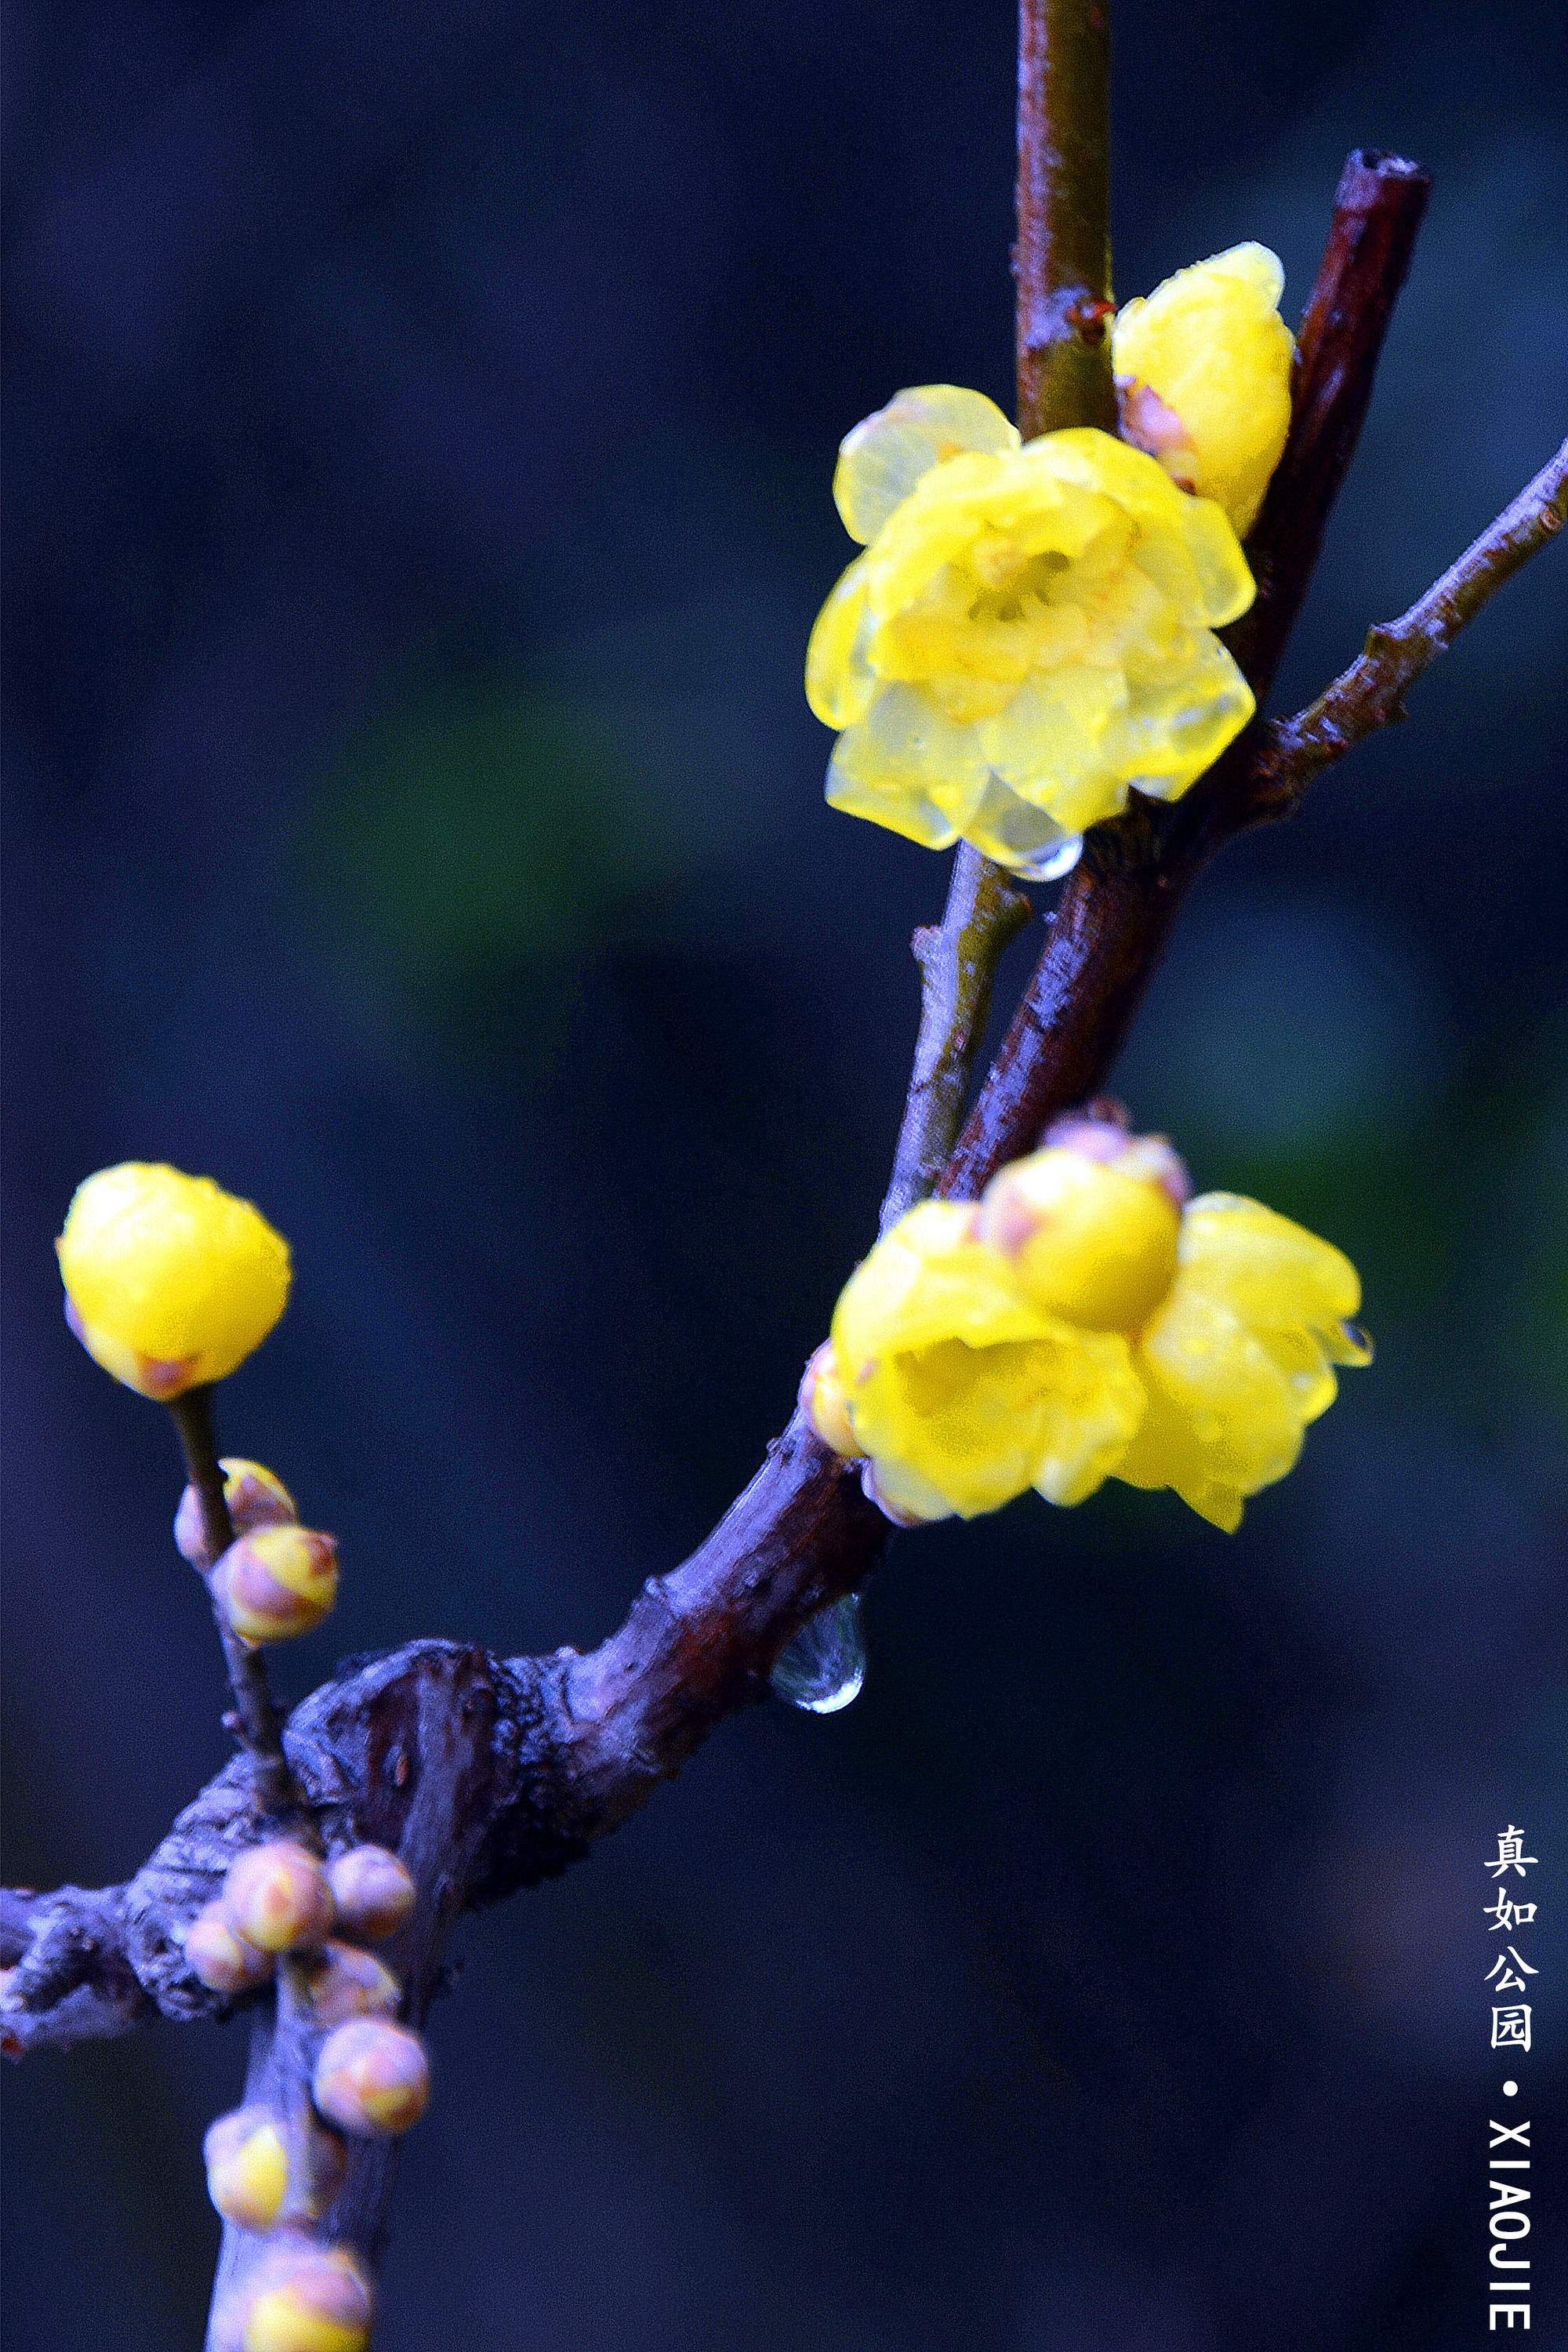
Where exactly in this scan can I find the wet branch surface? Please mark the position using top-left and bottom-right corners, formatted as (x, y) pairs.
(5, 94), (1566, 2352)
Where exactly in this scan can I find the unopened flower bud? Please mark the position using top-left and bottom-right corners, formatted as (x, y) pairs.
(977, 1131), (1184, 1333)
(203, 2106), (289, 2233)
(325, 1846), (416, 1944)
(186, 1900), (277, 1994)
(176, 1460), (298, 1572)
(56, 1162), (291, 1399)
(1112, 242), (1295, 536)
(237, 2239), (373, 2352)
(312, 2018), (430, 2136)
(215, 1526), (338, 1645)
(800, 1341), (862, 1460)
(222, 1842), (334, 1955)
(299, 1941), (401, 2028)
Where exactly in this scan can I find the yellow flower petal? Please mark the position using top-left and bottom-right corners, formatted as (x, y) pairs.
(834, 385), (1020, 546)
(1178, 1193), (1363, 1330)
(1112, 243), (1295, 536)
(826, 684), (985, 848)
(805, 553), (876, 728)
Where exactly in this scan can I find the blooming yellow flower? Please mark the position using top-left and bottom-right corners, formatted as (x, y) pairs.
(1112, 243), (1295, 538)
(1112, 1192), (1370, 1531)
(828, 1197), (1149, 1520)
(814, 1127), (1368, 1530)
(57, 1162), (291, 1399)
(807, 392), (1255, 873)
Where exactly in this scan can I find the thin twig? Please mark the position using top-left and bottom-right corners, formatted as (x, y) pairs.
(169, 1387), (293, 1810)
(1253, 436), (1568, 806)
(166, 1389), (345, 2329)
(880, 848), (1033, 1229)
(1014, 0), (1115, 437)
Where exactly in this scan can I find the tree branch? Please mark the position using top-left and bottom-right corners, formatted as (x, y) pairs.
(1251, 435), (1568, 807)
(1014, 0), (1115, 437)
(940, 146), (1432, 1198)
(879, 848), (1033, 1231)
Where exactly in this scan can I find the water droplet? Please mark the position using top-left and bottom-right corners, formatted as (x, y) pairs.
(1341, 1320), (1374, 1363)
(1008, 832), (1083, 884)
(771, 1593), (866, 1714)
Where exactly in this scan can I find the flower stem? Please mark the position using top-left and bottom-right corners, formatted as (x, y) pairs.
(168, 1386), (294, 1812)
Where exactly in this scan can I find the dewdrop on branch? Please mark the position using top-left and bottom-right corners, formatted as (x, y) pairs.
(298, 1941), (401, 2027)
(56, 1162), (291, 1399)
(214, 1526), (339, 1645)
(185, 1901), (276, 1994)
(221, 1842), (335, 1955)
(220, 2239), (374, 2352)
(325, 1846), (416, 1944)
(312, 2017), (430, 2136)
(176, 1459), (298, 1572)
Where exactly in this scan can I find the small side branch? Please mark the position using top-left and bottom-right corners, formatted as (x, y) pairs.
(1254, 436), (1568, 806)
(880, 848), (1033, 1231)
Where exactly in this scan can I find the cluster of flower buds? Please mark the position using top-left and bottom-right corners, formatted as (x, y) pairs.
(190, 1837), (426, 2350)
(174, 1454), (342, 1648)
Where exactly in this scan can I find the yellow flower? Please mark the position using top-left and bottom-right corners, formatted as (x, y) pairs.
(807, 393), (1255, 873)
(1112, 242), (1295, 537)
(57, 1162), (291, 1399)
(814, 1128), (1368, 1531)
(829, 1198), (1148, 1520)
(1113, 1192), (1370, 1531)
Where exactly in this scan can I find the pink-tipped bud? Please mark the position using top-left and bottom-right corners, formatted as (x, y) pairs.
(203, 2105), (289, 2233)
(214, 1526), (338, 1646)
(1041, 1106), (1191, 1207)
(799, 1341), (862, 1461)
(222, 1842), (334, 1955)
(312, 2017), (430, 2136)
(299, 1941), (401, 2028)
(175, 1459), (298, 1572)
(234, 2238), (373, 2352)
(187, 1900), (277, 1994)
(325, 1846), (416, 1945)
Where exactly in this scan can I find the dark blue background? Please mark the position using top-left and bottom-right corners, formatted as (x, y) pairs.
(4, 2), (1566, 2344)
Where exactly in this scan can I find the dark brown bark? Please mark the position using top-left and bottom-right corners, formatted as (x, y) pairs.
(1014, 0), (1116, 437)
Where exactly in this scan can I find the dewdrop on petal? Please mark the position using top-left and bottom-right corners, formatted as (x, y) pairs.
(56, 1163), (291, 1400)
(186, 1900), (277, 1994)
(1112, 243), (1295, 536)
(299, 1941), (401, 2028)
(325, 1846), (416, 1945)
(204, 2107), (290, 2233)
(176, 1459), (298, 1572)
(222, 1842), (334, 1955)
(312, 2018), (430, 2137)
(237, 2240), (373, 2352)
(215, 1526), (339, 1645)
